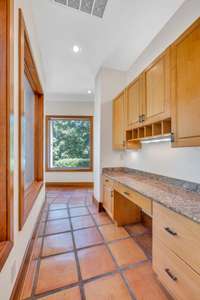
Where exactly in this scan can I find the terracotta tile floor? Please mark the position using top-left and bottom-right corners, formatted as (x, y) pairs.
(19, 187), (171, 300)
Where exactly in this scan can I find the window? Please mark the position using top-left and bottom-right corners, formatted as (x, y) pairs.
(19, 10), (44, 229)
(46, 116), (93, 172)
(24, 75), (35, 190)
(0, 0), (14, 271)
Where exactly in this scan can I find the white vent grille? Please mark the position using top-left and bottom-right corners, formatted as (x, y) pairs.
(68, 0), (80, 9)
(53, 0), (108, 18)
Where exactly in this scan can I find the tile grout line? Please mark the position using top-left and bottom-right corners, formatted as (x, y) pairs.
(24, 190), (150, 300)
(89, 211), (138, 300)
(30, 197), (55, 300)
(66, 195), (87, 300)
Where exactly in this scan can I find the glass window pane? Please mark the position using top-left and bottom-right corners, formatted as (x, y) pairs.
(49, 118), (91, 169)
(23, 75), (35, 189)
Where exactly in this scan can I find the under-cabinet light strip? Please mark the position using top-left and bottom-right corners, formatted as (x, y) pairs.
(141, 136), (172, 144)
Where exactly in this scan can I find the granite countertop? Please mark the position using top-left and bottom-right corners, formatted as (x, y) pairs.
(103, 168), (200, 224)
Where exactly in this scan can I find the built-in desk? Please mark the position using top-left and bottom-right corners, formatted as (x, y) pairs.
(102, 171), (200, 300)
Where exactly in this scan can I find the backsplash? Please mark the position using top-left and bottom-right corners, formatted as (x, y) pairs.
(123, 142), (200, 184)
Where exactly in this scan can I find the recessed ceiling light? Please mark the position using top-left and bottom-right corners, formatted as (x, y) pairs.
(88, 90), (92, 94)
(73, 45), (80, 53)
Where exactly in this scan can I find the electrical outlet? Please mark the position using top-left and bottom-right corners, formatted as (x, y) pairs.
(11, 260), (16, 284)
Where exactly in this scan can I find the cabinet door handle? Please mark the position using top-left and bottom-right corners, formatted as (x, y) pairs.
(124, 191), (130, 196)
(165, 268), (177, 282)
(111, 191), (113, 198)
(171, 132), (175, 143)
(139, 115), (142, 123)
(141, 114), (145, 122)
(164, 227), (177, 236)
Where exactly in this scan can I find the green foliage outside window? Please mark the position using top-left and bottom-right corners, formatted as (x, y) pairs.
(50, 118), (91, 169)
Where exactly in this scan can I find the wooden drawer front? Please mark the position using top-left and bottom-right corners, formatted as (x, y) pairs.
(153, 202), (200, 275)
(103, 176), (114, 188)
(114, 183), (152, 216)
(153, 238), (200, 300)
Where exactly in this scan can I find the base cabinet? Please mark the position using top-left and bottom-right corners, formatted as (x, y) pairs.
(103, 176), (114, 219)
(153, 203), (200, 300)
(103, 185), (113, 219)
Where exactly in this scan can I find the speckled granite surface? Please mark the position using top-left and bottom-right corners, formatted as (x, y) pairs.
(103, 168), (200, 224)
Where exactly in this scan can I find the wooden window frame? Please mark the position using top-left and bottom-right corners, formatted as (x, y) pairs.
(0, 0), (14, 271)
(46, 115), (93, 172)
(19, 10), (44, 230)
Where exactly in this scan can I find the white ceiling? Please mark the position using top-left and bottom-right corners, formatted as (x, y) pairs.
(31, 0), (185, 99)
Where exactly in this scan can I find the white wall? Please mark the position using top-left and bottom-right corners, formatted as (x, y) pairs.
(45, 100), (94, 183)
(93, 68), (126, 201)
(127, 0), (200, 84)
(123, 0), (200, 184)
(124, 143), (200, 184)
(0, 2), (46, 300)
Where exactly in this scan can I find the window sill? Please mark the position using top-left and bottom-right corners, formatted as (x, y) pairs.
(0, 241), (13, 272)
(46, 168), (93, 173)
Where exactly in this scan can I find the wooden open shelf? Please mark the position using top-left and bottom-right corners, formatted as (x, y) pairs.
(126, 118), (172, 149)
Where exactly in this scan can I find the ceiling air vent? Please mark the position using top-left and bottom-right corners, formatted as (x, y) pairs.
(68, 0), (80, 9)
(52, 0), (108, 18)
(55, 0), (67, 5)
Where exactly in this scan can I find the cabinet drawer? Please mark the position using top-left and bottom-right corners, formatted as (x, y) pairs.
(103, 176), (114, 188)
(153, 202), (200, 274)
(114, 182), (152, 216)
(153, 238), (200, 300)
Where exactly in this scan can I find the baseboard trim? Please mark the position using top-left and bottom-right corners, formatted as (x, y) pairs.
(92, 195), (104, 213)
(10, 201), (45, 300)
(45, 182), (94, 188)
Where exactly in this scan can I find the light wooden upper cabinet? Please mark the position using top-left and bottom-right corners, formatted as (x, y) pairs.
(113, 91), (125, 149)
(144, 50), (170, 125)
(171, 19), (200, 147)
(126, 75), (145, 129)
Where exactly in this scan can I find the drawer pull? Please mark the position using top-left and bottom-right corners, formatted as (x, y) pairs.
(164, 227), (177, 236)
(124, 191), (130, 196)
(165, 268), (177, 282)
(105, 179), (109, 182)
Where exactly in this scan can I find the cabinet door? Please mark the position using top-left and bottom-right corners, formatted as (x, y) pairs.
(113, 92), (125, 149)
(144, 50), (170, 124)
(171, 19), (200, 147)
(103, 185), (113, 218)
(127, 77), (141, 128)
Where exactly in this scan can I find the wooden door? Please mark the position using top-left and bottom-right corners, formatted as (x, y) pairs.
(113, 91), (125, 149)
(171, 18), (200, 147)
(126, 77), (142, 128)
(144, 50), (170, 125)
(103, 185), (113, 218)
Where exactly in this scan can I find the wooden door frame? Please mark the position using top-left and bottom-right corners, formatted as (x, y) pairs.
(0, 0), (14, 271)
(18, 9), (44, 230)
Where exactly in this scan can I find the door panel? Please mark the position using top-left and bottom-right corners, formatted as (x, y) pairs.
(144, 50), (170, 125)
(171, 19), (200, 147)
(113, 92), (125, 149)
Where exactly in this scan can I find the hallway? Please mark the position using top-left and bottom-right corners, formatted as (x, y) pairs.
(17, 188), (170, 300)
